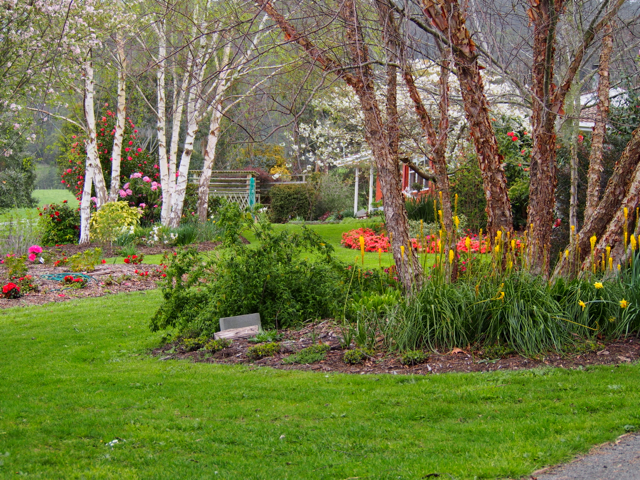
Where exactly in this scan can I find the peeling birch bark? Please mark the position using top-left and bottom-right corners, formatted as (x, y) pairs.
(109, 30), (127, 202)
(585, 22), (614, 221)
(197, 105), (223, 222)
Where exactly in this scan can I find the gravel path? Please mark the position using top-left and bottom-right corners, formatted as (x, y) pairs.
(531, 433), (640, 479)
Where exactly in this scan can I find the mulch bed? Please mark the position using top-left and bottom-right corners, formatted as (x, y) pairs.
(0, 262), (161, 309)
(153, 321), (640, 376)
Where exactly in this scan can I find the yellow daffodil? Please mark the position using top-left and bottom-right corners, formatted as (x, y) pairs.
(579, 300), (586, 311)
(620, 299), (629, 309)
(594, 282), (603, 289)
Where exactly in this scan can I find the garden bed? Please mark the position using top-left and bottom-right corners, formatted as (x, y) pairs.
(0, 262), (160, 309)
(40, 239), (228, 258)
(153, 321), (640, 376)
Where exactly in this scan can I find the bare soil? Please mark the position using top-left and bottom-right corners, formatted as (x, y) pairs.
(153, 321), (640, 376)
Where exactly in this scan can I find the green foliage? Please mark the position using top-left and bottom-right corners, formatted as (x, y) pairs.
(246, 342), (281, 360)
(181, 336), (208, 352)
(343, 348), (374, 365)
(450, 159), (487, 231)
(481, 343), (515, 359)
(38, 201), (80, 246)
(204, 338), (232, 353)
(248, 330), (284, 343)
(90, 201), (141, 243)
(150, 221), (348, 335)
(269, 184), (315, 223)
(0, 210), (43, 257)
(282, 343), (330, 365)
(311, 172), (353, 218)
(68, 248), (102, 272)
(405, 196), (437, 223)
(400, 350), (429, 366)
(2, 254), (28, 280)
(0, 168), (35, 209)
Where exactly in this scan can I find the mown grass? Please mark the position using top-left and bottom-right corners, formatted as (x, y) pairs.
(33, 189), (79, 207)
(1, 292), (639, 479)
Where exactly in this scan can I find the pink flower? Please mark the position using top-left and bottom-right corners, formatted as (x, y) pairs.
(139, 203), (146, 208)
(143, 176), (151, 183)
(119, 189), (127, 198)
(67, 168), (72, 173)
(28, 253), (36, 262)
(130, 172), (142, 179)
(126, 189), (133, 196)
(125, 147), (130, 152)
(129, 141), (133, 146)
(153, 205), (158, 208)
(137, 148), (142, 153)
(28, 245), (43, 254)
(151, 186), (157, 191)
(123, 182), (130, 190)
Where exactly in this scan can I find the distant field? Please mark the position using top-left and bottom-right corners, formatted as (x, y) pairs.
(33, 189), (79, 207)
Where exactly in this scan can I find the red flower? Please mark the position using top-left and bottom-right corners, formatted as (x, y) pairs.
(124, 258), (130, 264)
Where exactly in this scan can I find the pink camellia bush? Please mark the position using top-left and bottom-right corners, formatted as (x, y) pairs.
(27, 245), (43, 262)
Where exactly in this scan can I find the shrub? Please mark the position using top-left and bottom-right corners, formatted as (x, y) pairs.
(68, 248), (102, 272)
(400, 350), (429, 366)
(343, 348), (374, 365)
(269, 184), (314, 223)
(0, 168), (35, 209)
(38, 201), (80, 246)
(204, 338), (232, 353)
(62, 275), (88, 288)
(1, 254), (28, 280)
(1, 282), (21, 299)
(150, 221), (347, 335)
(247, 342), (281, 360)
(0, 211), (43, 257)
(282, 343), (330, 365)
(312, 173), (352, 219)
(90, 201), (141, 244)
(123, 254), (144, 265)
(181, 336), (209, 352)
(405, 196), (437, 223)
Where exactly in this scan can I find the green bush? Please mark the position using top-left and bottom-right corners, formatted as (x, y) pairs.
(0, 168), (35, 209)
(150, 220), (348, 335)
(248, 330), (283, 343)
(204, 338), (232, 353)
(68, 248), (102, 272)
(405, 196), (437, 223)
(38, 201), (80, 245)
(269, 184), (314, 223)
(343, 348), (374, 365)
(312, 173), (352, 219)
(90, 201), (141, 243)
(282, 343), (330, 365)
(400, 350), (429, 365)
(247, 342), (281, 360)
(181, 336), (208, 352)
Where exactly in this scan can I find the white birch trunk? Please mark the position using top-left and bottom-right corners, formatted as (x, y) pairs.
(197, 105), (223, 222)
(166, 68), (189, 223)
(109, 32), (127, 202)
(353, 167), (359, 214)
(368, 164), (374, 213)
(82, 52), (107, 208)
(79, 162), (94, 244)
(155, 25), (171, 225)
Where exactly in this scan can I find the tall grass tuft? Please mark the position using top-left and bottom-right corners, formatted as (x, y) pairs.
(0, 211), (43, 256)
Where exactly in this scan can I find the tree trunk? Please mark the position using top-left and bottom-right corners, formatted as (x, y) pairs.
(527, 0), (564, 275)
(197, 106), (223, 222)
(255, 0), (422, 290)
(108, 31), (127, 202)
(584, 22), (614, 221)
(155, 25), (171, 225)
(553, 125), (640, 278)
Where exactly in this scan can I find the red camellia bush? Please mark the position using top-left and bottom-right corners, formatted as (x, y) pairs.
(2, 282), (21, 299)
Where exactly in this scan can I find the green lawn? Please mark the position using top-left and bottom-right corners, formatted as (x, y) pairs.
(33, 189), (79, 207)
(1, 292), (639, 479)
